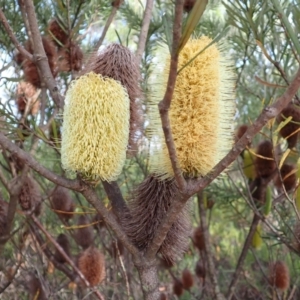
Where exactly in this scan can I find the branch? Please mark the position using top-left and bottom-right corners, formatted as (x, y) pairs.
(23, 0), (63, 107)
(158, 0), (186, 190)
(135, 0), (154, 66)
(0, 8), (33, 61)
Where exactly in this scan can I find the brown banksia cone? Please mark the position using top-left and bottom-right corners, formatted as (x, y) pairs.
(54, 233), (71, 263)
(111, 0), (124, 8)
(277, 103), (300, 149)
(78, 246), (105, 286)
(19, 176), (42, 216)
(250, 177), (267, 206)
(57, 41), (83, 72)
(16, 37), (57, 88)
(173, 279), (184, 297)
(85, 43), (142, 154)
(50, 186), (74, 221)
(255, 140), (276, 178)
(16, 81), (40, 115)
(235, 124), (251, 147)
(274, 163), (297, 192)
(195, 260), (206, 279)
(27, 274), (47, 300)
(48, 19), (68, 46)
(193, 226), (205, 251)
(269, 261), (290, 291)
(123, 175), (191, 263)
(184, 0), (196, 12)
(182, 269), (194, 289)
(75, 215), (94, 249)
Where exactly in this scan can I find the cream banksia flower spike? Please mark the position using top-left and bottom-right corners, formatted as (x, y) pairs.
(149, 36), (236, 178)
(61, 72), (130, 182)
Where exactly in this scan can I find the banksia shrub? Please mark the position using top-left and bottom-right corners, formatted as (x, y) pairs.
(184, 0), (196, 12)
(124, 175), (191, 263)
(269, 261), (290, 291)
(19, 176), (41, 216)
(61, 72), (130, 181)
(173, 279), (184, 297)
(149, 37), (235, 178)
(85, 44), (142, 153)
(16, 81), (40, 115)
(182, 269), (194, 289)
(193, 226), (205, 251)
(255, 140), (276, 178)
(50, 186), (74, 221)
(48, 19), (68, 46)
(16, 37), (57, 88)
(54, 233), (71, 263)
(78, 246), (105, 286)
(274, 163), (297, 192)
(75, 215), (94, 249)
(277, 103), (300, 148)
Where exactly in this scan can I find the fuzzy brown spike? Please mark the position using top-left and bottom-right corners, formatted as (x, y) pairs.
(195, 260), (206, 279)
(274, 163), (297, 192)
(85, 43), (142, 153)
(173, 279), (184, 297)
(235, 124), (248, 143)
(193, 226), (205, 251)
(16, 37), (57, 88)
(182, 269), (194, 289)
(27, 274), (47, 300)
(48, 19), (69, 46)
(255, 140), (276, 178)
(184, 0), (196, 12)
(123, 175), (191, 263)
(57, 41), (83, 72)
(50, 186), (74, 221)
(111, 0), (124, 8)
(75, 215), (94, 249)
(277, 103), (300, 148)
(250, 177), (267, 206)
(54, 233), (71, 264)
(78, 246), (105, 286)
(19, 176), (42, 216)
(269, 261), (290, 290)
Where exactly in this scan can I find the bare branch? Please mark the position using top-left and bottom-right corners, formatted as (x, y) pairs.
(135, 0), (154, 66)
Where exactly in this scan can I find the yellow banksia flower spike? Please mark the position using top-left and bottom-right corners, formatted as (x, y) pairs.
(149, 37), (236, 178)
(61, 72), (130, 182)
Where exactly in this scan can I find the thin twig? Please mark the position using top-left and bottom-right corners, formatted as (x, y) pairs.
(135, 0), (154, 66)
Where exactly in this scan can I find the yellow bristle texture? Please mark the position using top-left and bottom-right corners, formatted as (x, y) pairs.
(149, 37), (235, 178)
(61, 72), (130, 181)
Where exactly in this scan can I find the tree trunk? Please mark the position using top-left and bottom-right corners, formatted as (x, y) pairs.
(136, 263), (160, 300)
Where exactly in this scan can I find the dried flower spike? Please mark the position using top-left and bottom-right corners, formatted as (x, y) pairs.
(123, 175), (191, 263)
(85, 44), (142, 153)
(269, 261), (290, 291)
(61, 72), (130, 181)
(255, 140), (276, 178)
(193, 226), (205, 251)
(78, 246), (105, 286)
(274, 163), (297, 192)
(75, 215), (94, 249)
(57, 41), (83, 72)
(173, 279), (184, 297)
(195, 260), (206, 279)
(54, 233), (71, 264)
(50, 186), (74, 221)
(48, 19), (68, 46)
(184, 0), (196, 12)
(149, 37), (235, 178)
(182, 269), (194, 289)
(277, 103), (300, 149)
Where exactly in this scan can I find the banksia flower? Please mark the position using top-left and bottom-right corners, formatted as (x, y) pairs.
(250, 177), (267, 206)
(75, 215), (94, 249)
(16, 81), (40, 115)
(255, 140), (276, 178)
(274, 163), (297, 192)
(184, 0), (196, 12)
(111, 0), (123, 8)
(54, 233), (71, 263)
(193, 226), (205, 251)
(195, 260), (206, 279)
(19, 176), (42, 216)
(17, 37), (57, 88)
(182, 269), (194, 289)
(85, 44), (142, 153)
(149, 37), (235, 178)
(123, 175), (191, 263)
(57, 41), (83, 72)
(173, 279), (184, 297)
(50, 186), (74, 221)
(61, 72), (130, 181)
(269, 261), (290, 291)
(48, 19), (68, 46)
(277, 103), (300, 149)
(78, 246), (105, 286)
